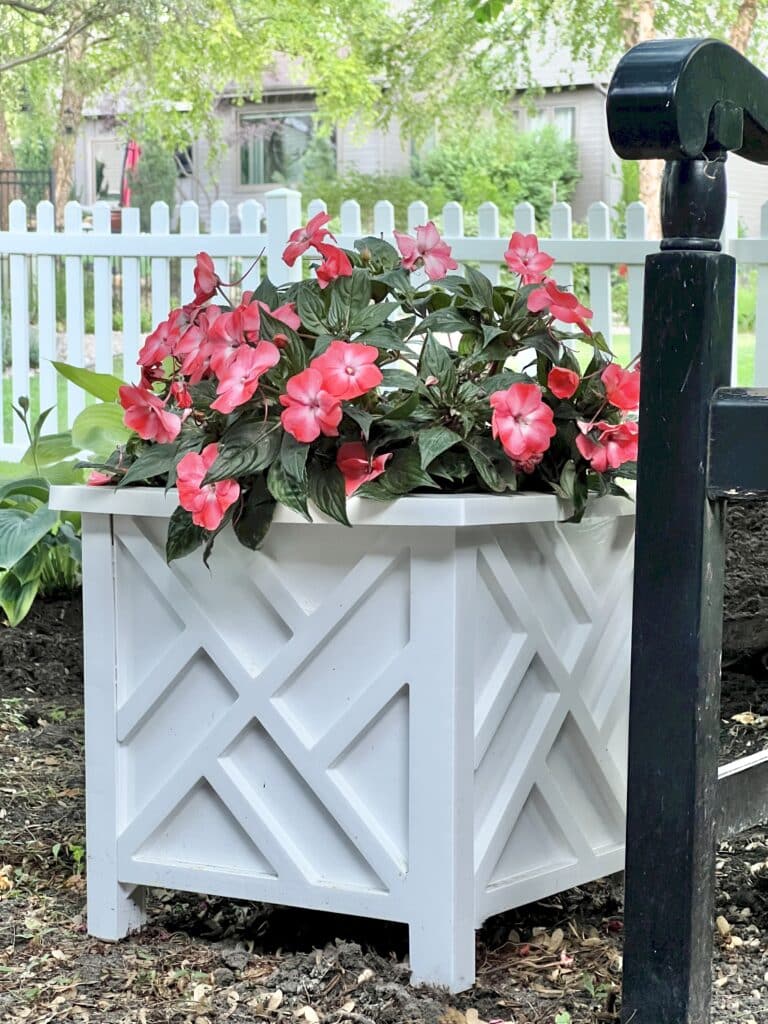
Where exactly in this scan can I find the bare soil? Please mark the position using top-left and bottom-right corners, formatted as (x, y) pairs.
(1, 504), (768, 1024)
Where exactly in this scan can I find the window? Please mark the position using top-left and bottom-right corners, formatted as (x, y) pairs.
(528, 108), (548, 135)
(553, 106), (576, 141)
(240, 112), (319, 186)
(175, 146), (193, 178)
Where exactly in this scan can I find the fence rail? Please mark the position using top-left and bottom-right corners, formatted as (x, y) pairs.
(0, 187), (760, 459)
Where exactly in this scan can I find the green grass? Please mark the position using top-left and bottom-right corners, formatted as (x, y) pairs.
(610, 331), (755, 384)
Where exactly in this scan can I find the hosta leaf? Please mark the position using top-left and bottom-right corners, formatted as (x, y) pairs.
(165, 506), (204, 563)
(0, 571), (39, 626)
(0, 505), (59, 569)
(117, 444), (177, 487)
(0, 477), (50, 504)
(267, 460), (311, 521)
(71, 403), (131, 459)
(52, 362), (125, 402)
(12, 543), (47, 585)
(233, 477), (275, 550)
(22, 432), (79, 467)
(309, 465), (350, 526)
(418, 426), (462, 469)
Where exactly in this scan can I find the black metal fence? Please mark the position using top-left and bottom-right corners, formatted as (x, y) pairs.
(0, 168), (54, 228)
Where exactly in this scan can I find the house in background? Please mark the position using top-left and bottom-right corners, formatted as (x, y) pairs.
(73, 45), (768, 234)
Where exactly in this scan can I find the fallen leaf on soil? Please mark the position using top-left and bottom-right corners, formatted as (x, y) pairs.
(295, 1008), (320, 1023)
(192, 983), (212, 1002)
(547, 928), (564, 952)
(465, 1010), (483, 1024)
(356, 967), (374, 985)
(716, 915), (731, 938)
(267, 990), (284, 1011)
(439, 1011), (466, 1024)
(731, 712), (768, 727)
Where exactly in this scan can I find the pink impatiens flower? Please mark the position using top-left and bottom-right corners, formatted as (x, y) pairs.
(393, 222), (458, 280)
(311, 340), (383, 400)
(576, 419), (639, 472)
(283, 211), (334, 267)
(176, 443), (241, 531)
(489, 382), (556, 471)
(86, 470), (114, 486)
(192, 252), (220, 305)
(279, 368), (343, 443)
(527, 279), (593, 335)
(547, 366), (580, 400)
(211, 340), (281, 414)
(336, 442), (392, 496)
(601, 363), (641, 412)
(315, 243), (354, 289)
(504, 232), (555, 285)
(119, 385), (182, 444)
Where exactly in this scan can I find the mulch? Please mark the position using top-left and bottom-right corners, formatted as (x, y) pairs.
(2, 504), (768, 1023)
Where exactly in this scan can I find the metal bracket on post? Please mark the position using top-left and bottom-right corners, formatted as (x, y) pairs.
(607, 37), (768, 1024)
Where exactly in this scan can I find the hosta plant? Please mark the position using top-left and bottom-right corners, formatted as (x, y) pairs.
(84, 216), (639, 563)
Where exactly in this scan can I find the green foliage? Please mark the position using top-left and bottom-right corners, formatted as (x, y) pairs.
(415, 124), (580, 223)
(126, 143), (178, 232)
(738, 268), (757, 333)
(302, 170), (448, 234)
(0, 402), (82, 627)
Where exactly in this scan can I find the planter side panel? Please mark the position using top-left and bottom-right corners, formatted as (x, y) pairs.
(109, 514), (450, 922)
(471, 515), (634, 922)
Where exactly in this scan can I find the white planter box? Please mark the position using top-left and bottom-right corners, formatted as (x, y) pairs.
(51, 485), (635, 992)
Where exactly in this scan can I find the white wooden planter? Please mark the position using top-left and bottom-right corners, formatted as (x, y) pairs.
(51, 485), (635, 992)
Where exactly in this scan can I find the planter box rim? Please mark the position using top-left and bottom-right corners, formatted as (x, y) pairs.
(50, 483), (634, 527)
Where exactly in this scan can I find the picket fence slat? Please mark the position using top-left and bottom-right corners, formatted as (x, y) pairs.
(9, 200), (30, 449)
(93, 202), (114, 377)
(121, 207), (142, 381)
(1, 189), (764, 460)
(587, 202), (613, 341)
(35, 201), (58, 432)
(64, 201), (85, 422)
(149, 202), (170, 335)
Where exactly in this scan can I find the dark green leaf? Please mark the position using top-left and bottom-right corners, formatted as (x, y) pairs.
(464, 265), (494, 309)
(350, 300), (400, 334)
(250, 276), (280, 310)
(416, 308), (477, 336)
(353, 325), (408, 350)
(233, 477), (275, 550)
(381, 368), (419, 390)
(296, 285), (329, 334)
(419, 333), (457, 392)
(280, 431), (310, 480)
(204, 422), (281, 484)
(117, 443), (177, 487)
(463, 436), (510, 493)
(479, 370), (532, 395)
(267, 460), (311, 520)
(385, 391), (420, 420)
(522, 331), (562, 363)
(309, 465), (350, 526)
(165, 506), (204, 563)
(364, 446), (438, 497)
(418, 426), (462, 469)
(343, 404), (377, 440)
(354, 236), (400, 268)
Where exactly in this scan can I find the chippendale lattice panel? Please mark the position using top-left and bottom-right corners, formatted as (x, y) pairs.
(56, 487), (634, 993)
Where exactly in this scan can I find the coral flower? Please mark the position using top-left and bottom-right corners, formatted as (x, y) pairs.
(119, 385), (182, 444)
(311, 341), (383, 400)
(176, 443), (241, 531)
(393, 222), (458, 280)
(489, 382), (556, 469)
(282, 211), (335, 267)
(86, 470), (114, 486)
(503, 232), (555, 285)
(547, 366), (580, 400)
(314, 243), (354, 289)
(138, 319), (173, 368)
(279, 368), (342, 443)
(236, 297), (301, 346)
(336, 442), (392, 496)
(211, 340), (281, 414)
(192, 252), (220, 305)
(601, 363), (641, 412)
(527, 279), (593, 335)
(576, 420), (639, 472)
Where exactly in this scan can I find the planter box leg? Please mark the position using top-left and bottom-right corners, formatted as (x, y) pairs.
(87, 881), (146, 940)
(82, 513), (147, 941)
(407, 532), (475, 992)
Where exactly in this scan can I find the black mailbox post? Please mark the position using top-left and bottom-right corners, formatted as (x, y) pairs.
(607, 38), (768, 1024)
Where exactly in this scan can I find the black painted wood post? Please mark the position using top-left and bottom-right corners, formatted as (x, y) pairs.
(619, 156), (734, 1023)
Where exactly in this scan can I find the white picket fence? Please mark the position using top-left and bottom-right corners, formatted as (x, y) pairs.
(0, 185), (762, 459)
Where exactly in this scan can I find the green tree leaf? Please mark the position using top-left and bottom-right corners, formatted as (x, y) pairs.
(418, 426), (462, 468)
